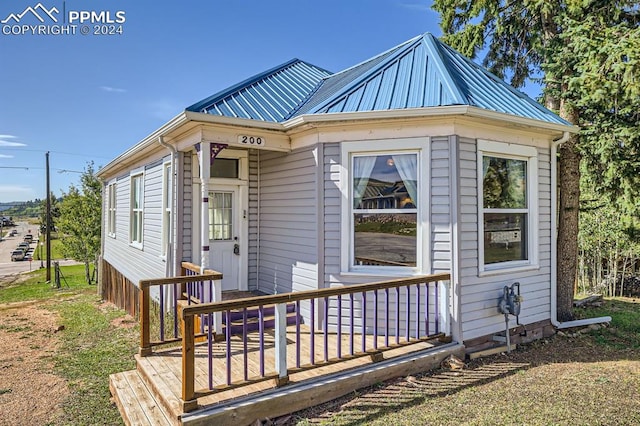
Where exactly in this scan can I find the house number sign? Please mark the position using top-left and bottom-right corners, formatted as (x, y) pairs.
(238, 135), (265, 146)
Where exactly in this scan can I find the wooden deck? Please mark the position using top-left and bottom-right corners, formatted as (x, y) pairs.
(111, 324), (462, 426)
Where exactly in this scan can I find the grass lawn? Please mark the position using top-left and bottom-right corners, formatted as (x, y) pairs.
(289, 298), (640, 425)
(0, 265), (137, 425)
(1, 269), (639, 425)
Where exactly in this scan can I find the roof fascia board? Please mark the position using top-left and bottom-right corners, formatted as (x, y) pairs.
(284, 105), (578, 134)
(97, 111), (190, 178)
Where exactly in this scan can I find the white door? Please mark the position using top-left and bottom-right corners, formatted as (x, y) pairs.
(208, 188), (240, 291)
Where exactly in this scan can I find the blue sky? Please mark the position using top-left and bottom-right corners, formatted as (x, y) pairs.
(0, 1), (541, 203)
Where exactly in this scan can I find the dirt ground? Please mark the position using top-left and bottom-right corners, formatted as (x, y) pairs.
(0, 301), (69, 426)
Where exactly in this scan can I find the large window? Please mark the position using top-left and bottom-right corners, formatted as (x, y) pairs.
(161, 162), (172, 257)
(350, 151), (419, 269)
(130, 173), (144, 247)
(107, 182), (116, 237)
(478, 140), (538, 272)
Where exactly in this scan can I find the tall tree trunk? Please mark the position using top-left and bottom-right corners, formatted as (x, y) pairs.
(557, 106), (580, 321)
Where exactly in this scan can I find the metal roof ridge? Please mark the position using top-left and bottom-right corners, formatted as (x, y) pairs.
(420, 33), (469, 105)
(301, 34), (426, 115)
(185, 58), (330, 113)
(325, 34), (422, 80)
(436, 41), (572, 125)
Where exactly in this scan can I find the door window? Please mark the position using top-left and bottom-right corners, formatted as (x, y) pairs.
(209, 192), (233, 241)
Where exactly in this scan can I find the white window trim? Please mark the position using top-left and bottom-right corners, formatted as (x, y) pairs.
(107, 182), (117, 238)
(340, 138), (430, 276)
(161, 162), (172, 258)
(477, 139), (539, 275)
(129, 171), (144, 249)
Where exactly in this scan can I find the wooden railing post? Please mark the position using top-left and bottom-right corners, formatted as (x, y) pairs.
(139, 282), (152, 356)
(179, 300), (198, 412)
(274, 303), (289, 386)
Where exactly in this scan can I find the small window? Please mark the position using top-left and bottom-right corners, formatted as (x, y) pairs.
(161, 163), (172, 256)
(351, 153), (418, 268)
(211, 158), (239, 179)
(107, 182), (117, 237)
(130, 173), (144, 246)
(478, 140), (538, 272)
(209, 191), (233, 240)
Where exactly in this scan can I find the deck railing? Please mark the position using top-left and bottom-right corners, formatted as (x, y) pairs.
(138, 262), (223, 356)
(176, 273), (451, 412)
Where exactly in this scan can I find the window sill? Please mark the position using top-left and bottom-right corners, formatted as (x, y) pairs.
(340, 269), (424, 279)
(129, 242), (143, 251)
(478, 264), (540, 278)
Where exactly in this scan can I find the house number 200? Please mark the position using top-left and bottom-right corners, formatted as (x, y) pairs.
(239, 135), (264, 145)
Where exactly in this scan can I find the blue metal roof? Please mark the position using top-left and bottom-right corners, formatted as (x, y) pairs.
(188, 33), (570, 126)
(186, 59), (332, 122)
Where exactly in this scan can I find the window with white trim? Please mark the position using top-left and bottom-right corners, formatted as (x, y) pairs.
(341, 138), (430, 274)
(161, 162), (172, 257)
(107, 182), (116, 237)
(130, 173), (144, 247)
(478, 140), (538, 272)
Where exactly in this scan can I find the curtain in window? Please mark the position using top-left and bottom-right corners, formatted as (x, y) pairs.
(392, 154), (417, 207)
(353, 156), (376, 209)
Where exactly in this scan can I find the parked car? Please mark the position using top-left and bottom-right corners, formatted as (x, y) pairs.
(23, 234), (33, 243)
(9, 229), (17, 236)
(11, 250), (25, 261)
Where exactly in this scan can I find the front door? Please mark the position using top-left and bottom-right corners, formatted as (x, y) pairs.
(208, 188), (241, 291)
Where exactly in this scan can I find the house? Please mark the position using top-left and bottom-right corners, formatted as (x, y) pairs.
(100, 33), (578, 424)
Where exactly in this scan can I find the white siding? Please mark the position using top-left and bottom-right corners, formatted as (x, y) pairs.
(256, 148), (318, 294)
(248, 149), (259, 290)
(458, 138), (552, 341)
(431, 136), (452, 273)
(181, 153), (193, 263)
(103, 160), (168, 287)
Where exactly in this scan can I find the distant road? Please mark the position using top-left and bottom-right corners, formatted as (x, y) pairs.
(0, 222), (78, 279)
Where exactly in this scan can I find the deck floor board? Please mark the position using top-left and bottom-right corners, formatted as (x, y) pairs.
(141, 324), (439, 415)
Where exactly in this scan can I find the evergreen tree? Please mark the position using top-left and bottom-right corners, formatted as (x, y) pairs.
(432, 0), (640, 320)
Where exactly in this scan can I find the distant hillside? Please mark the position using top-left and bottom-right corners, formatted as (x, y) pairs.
(0, 200), (41, 218)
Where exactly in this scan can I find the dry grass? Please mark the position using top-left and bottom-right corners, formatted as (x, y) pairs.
(285, 298), (640, 426)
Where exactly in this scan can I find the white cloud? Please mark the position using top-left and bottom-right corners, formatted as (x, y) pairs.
(100, 86), (127, 93)
(399, 2), (430, 11)
(0, 134), (26, 147)
(0, 154), (14, 158)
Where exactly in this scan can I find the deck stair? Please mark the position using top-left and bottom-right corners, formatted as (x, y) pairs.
(110, 369), (177, 426)
(221, 302), (299, 335)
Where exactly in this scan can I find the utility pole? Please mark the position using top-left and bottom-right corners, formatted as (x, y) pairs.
(46, 151), (51, 282)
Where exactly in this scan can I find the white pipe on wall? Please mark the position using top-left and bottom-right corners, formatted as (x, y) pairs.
(550, 131), (611, 328)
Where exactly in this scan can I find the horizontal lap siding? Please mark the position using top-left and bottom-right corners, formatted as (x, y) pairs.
(103, 161), (167, 288)
(248, 150), (258, 290)
(257, 148), (318, 295)
(182, 153), (193, 263)
(458, 138), (552, 340)
(431, 136), (451, 274)
(323, 143), (342, 282)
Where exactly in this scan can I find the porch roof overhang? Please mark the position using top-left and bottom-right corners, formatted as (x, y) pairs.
(97, 105), (577, 180)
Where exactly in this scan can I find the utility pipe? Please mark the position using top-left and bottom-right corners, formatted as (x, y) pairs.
(158, 136), (177, 278)
(550, 131), (611, 328)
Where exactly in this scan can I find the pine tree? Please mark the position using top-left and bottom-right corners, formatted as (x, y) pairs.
(432, 0), (640, 320)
